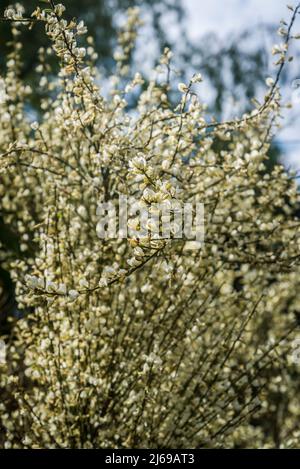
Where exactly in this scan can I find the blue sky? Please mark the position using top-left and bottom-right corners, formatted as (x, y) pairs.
(184, 0), (300, 171)
(185, 0), (288, 39)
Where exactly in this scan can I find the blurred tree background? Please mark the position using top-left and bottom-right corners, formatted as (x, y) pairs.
(0, 0), (295, 328)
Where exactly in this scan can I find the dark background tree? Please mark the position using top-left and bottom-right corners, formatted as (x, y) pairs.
(0, 0), (185, 77)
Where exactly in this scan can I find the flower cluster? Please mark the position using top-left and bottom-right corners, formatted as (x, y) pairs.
(0, 1), (300, 449)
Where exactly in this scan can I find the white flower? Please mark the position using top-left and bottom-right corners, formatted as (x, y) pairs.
(178, 82), (188, 93)
(127, 257), (140, 267)
(143, 187), (156, 201)
(0, 79), (8, 104)
(76, 48), (86, 59)
(77, 20), (87, 35)
(39, 76), (47, 87)
(0, 340), (6, 365)
(125, 83), (133, 93)
(79, 278), (89, 288)
(191, 73), (203, 84)
(26, 275), (42, 289)
(162, 160), (170, 171)
(113, 51), (124, 62)
(103, 266), (116, 277)
(40, 339), (50, 351)
(54, 4), (66, 17)
(98, 278), (108, 287)
(128, 218), (140, 231)
(4, 8), (15, 19)
(146, 218), (159, 233)
(68, 289), (79, 300)
(133, 72), (143, 84)
(77, 205), (88, 219)
(145, 352), (162, 367)
(266, 77), (275, 87)
(46, 280), (57, 292)
(57, 283), (67, 295)
(133, 246), (144, 256)
(278, 26), (288, 37)
(31, 121), (39, 131)
(130, 156), (146, 170)
(272, 43), (287, 55)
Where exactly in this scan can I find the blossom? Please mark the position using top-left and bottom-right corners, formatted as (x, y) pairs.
(68, 289), (79, 300)
(77, 20), (87, 35)
(191, 73), (203, 84)
(30, 121), (39, 131)
(4, 8), (16, 19)
(54, 4), (66, 17)
(0, 0), (300, 451)
(266, 77), (275, 87)
(129, 155), (147, 170)
(178, 82), (188, 93)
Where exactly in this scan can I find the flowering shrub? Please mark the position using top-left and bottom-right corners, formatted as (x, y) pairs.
(0, 1), (300, 449)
